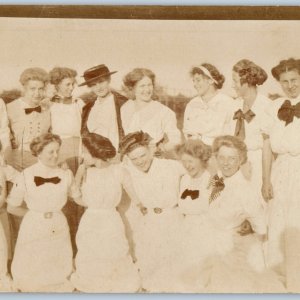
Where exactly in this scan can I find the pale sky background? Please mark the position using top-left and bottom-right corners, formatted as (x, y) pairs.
(0, 18), (299, 98)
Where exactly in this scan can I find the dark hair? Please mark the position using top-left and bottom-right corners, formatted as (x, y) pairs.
(19, 68), (49, 86)
(82, 133), (116, 161)
(233, 59), (267, 86)
(212, 135), (247, 165)
(49, 67), (77, 86)
(271, 58), (300, 81)
(190, 63), (225, 89)
(30, 133), (62, 157)
(120, 131), (152, 155)
(175, 139), (212, 167)
(123, 68), (155, 99)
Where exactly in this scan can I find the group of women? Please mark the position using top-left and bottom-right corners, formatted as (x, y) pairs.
(0, 57), (299, 293)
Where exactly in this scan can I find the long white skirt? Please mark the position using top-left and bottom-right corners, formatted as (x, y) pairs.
(11, 211), (73, 292)
(71, 208), (140, 293)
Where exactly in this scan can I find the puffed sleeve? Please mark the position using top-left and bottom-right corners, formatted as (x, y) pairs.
(241, 187), (267, 235)
(0, 98), (10, 150)
(7, 172), (26, 207)
(66, 169), (81, 199)
(162, 107), (181, 145)
(2, 165), (19, 183)
(260, 99), (279, 136)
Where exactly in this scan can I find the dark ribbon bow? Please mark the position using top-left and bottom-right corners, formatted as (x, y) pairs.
(277, 100), (300, 126)
(181, 189), (199, 200)
(25, 106), (42, 114)
(34, 176), (61, 186)
(233, 109), (256, 140)
(208, 174), (225, 203)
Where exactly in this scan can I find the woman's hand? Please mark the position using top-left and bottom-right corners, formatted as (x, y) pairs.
(261, 180), (273, 202)
(237, 219), (254, 236)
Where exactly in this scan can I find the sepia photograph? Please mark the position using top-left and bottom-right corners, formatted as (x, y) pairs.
(0, 5), (299, 293)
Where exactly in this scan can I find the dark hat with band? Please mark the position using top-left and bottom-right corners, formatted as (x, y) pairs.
(79, 64), (117, 87)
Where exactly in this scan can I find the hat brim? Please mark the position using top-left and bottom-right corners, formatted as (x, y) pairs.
(78, 71), (117, 87)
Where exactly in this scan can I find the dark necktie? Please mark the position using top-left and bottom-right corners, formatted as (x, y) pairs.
(233, 109), (256, 140)
(181, 189), (199, 200)
(25, 106), (42, 114)
(277, 100), (300, 126)
(208, 174), (225, 204)
(34, 176), (61, 186)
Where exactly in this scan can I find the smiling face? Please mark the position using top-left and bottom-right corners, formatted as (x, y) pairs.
(232, 71), (248, 98)
(279, 69), (300, 99)
(127, 145), (153, 172)
(180, 153), (204, 178)
(23, 80), (45, 106)
(38, 141), (60, 168)
(192, 73), (213, 97)
(57, 77), (76, 98)
(216, 146), (241, 178)
(133, 76), (153, 102)
(89, 77), (111, 98)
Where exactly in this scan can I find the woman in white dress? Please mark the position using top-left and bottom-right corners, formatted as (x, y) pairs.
(262, 58), (300, 292)
(49, 67), (85, 256)
(49, 67), (85, 174)
(229, 59), (270, 204)
(120, 131), (185, 292)
(203, 135), (284, 293)
(121, 68), (181, 157)
(71, 132), (140, 293)
(7, 133), (80, 292)
(183, 63), (234, 146)
(175, 139), (213, 292)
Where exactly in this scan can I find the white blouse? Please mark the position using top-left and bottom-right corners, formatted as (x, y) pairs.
(125, 158), (185, 209)
(183, 92), (234, 145)
(227, 94), (272, 151)
(50, 98), (85, 139)
(207, 170), (266, 235)
(121, 100), (181, 145)
(178, 170), (211, 215)
(0, 98), (10, 149)
(262, 96), (300, 155)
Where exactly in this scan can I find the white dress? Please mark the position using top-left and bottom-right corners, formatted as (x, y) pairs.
(50, 98), (85, 170)
(125, 158), (185, 292)
(177, 171), (212, 292)
(7, 161), (80, 292)
(71, 165), (140, 292)
(121, 100), (181, 146)
(204, 171), (285, 293)
(183, 92), (234, 145)
(262, 96), (300, 292)
(227, 94), (272, 206)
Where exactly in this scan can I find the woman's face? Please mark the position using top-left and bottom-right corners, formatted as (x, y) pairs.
(127, 145), (153, 172)
(133, 76), (153, 102)
(38, 141), (60, 168)
(192, 73), (213, 97)
(57, 77), (76, 98)
(232, 71), (248, 98)
(279, 69), (300, 99)
(216, 146), (241, 178)
(180, 153), (204, 178)
(90, 79), (111, 98)
(23, 80), (45, 105)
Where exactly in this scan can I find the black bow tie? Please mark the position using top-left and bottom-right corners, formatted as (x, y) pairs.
(277, 100), (300, 126)
(34, 176), (61, 186)
(233, 109), (256, 140)
(25, 106), (42, 114)
(208, 174), (225, 203)
(181, 189), (199, 200)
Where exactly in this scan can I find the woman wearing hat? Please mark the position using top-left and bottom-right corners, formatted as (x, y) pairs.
(70, 132), (140, 293)
(120, 131), (185, 292)
(7, 133), (80, 292)
(79, 64), (127, 154)
(183, 63), (234, 146)
(262, 58), (300, 292)
(121, 68), (181, 157)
